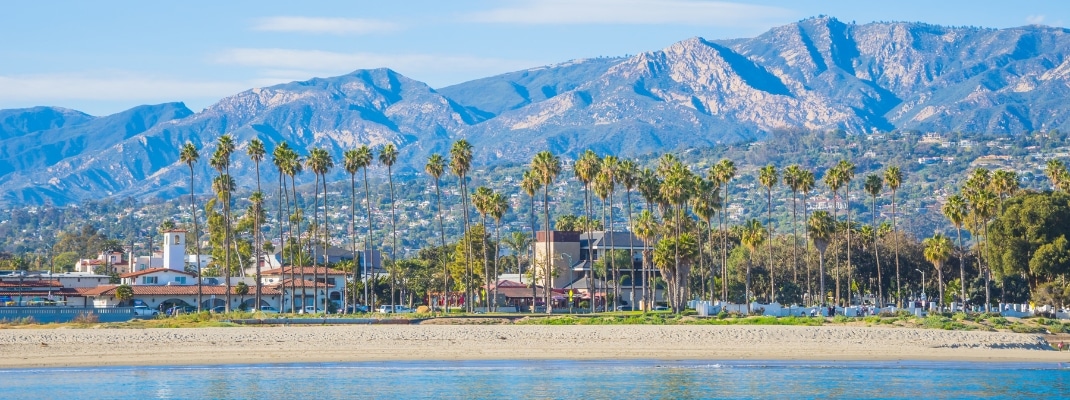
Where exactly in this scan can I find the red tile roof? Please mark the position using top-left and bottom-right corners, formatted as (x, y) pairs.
(0, 280), (64, 288)
(120, 268), (197, 279)
(82, 284), (282, 296)
(268, 279), (328, 289)
(261, 266), (347, 275)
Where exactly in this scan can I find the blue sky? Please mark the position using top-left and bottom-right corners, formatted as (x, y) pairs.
(1, 0), (1067, 115)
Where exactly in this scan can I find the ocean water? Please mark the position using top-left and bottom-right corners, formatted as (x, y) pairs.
(1, 359), (1067, 399)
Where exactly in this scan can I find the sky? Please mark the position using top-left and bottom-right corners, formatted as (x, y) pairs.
(1, 0), (1068, 116)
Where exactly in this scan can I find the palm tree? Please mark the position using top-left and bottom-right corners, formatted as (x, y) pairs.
(307, 148), (333, 312)
(593, 171), (612, 311)
(520, 169), (542, 310)
(942, 194), (968, 308)
(823, 166), (844, 305)
(617, 159), (639, 306)
(991, 170), (1019, 211)
(884, 165), (903, 307)
(633, 210), (657, 313)
(282, 147), (305, 310)
(378, 144), (399, 306)
(711, 159), (736, 302)
(1046, 159), (1067, 191)
(808, 210), (835, 306)
(782, 165), (804, 287)
(797, 169), (816, 304)
(210, 135), (235, 312)
(637, 168), (661, 308)
(272, 142), (294, 311)
(601, 155), (620, 311)
(425, 153), (448, 313)
(923, 233), (953, 308)
(489, 192), (509, 312)
(659, 160), (693, 313)
(969, 189), (997, 312)
(574, 150), (601, 312)
(863, 174), (884, 306)
(740, 219), (765, 312)
(835, 160), (856, 305)
(472, 186), (493, 309)
(179, 142), (203, 311)
(247, 138), (266, 310)
(343, 149), (360, 312)
(353, 145), (374, 306)
(690, 177), (718, 301)
(531, 151), (561, 313)
(758, 164), (778, 303)
(449, 140), (474, 311)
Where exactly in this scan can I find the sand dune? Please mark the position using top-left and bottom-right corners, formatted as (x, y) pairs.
(0, 325), (1066, 369)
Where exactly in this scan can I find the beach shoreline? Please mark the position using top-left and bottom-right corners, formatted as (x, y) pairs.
(1, 324), (1067, 369)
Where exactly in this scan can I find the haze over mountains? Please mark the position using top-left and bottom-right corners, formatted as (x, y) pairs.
(3, 16), (1070, 205)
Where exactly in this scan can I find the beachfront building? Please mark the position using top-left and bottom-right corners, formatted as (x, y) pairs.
(83, 284), (283, 311)
(261, 266), (348, 311)
(119, 268), (197, 286)
(534, 230), (662, 307)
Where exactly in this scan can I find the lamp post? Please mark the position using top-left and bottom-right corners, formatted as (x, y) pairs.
(915, 269), (926, 308)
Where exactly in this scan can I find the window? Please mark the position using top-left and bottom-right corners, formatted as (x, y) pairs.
(142, 276), (158, 284)
(175, 277), (186, 284)
(174, 235), (181, 245)
(326, 278), (336, 286)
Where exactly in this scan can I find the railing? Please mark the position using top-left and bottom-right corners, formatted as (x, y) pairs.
(0, 307), (135, 323)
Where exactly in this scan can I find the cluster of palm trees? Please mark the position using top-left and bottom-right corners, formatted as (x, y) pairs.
(178, 131), (1057, 315)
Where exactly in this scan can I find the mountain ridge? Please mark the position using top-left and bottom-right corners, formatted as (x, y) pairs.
(3, 17), (1070, 205)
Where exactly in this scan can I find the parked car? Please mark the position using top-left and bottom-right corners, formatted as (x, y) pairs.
(377, 305), (413, 313)
(302, 306), (321, 314)
(166, 305), (198, 316)
(345, 305), (370, 313)
(210, 306), (227, 314)
(653, 306), (669, 311)
(615, 305), (635, 311)
(133, 305), (160, 317)
(258, 306), (280, 314)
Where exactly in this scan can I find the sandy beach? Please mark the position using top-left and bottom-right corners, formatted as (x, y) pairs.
(1, 324), (1067, 369)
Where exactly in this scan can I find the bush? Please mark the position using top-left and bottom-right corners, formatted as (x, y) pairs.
(72, 312), (99, 324)
(832, 315), (849, 324)
(681, 309), (697, 316)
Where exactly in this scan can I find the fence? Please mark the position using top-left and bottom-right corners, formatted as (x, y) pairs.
(0, 307), (135, 323)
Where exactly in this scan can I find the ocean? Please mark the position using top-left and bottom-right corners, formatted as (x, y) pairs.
(1, 359), (1066, 399)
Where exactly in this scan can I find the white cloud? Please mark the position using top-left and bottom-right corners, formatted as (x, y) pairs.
(466, 0), (793, 26)
(1026, 14), (1046, 25)
(252, 16), (400, 35)
(215, 48), (540, 86)
(0, 72), (248, 102)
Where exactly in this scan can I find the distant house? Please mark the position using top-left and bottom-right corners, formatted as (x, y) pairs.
(119, 268), (196, 286)
(261, 266), (348, 310)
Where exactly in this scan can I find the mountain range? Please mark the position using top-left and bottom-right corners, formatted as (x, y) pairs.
(3, 16), (1070, 205)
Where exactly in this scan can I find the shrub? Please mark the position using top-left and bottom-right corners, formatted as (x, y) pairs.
(72, 312), (99, 324)
(681, 309), (697, 316)
(832, 315), (849, 324)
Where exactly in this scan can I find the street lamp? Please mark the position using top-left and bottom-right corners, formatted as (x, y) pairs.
(915, 269), (926, 308)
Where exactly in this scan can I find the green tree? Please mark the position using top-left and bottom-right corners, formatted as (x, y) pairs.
(808, 210), (836, 306)
(740, 219), (766, 311)
(115, 284), (133, 307)
(943, 194), (968, 307)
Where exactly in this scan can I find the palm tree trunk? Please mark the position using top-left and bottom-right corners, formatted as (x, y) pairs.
(872, 195), (883, 308)
(818, 249), (826, 307)
(626, 190), (636, 309)
(831, 189), (840, 306)
(388, 166), (398, 308)
(529, 193), (538, 312)
(802, 190), (812, 306)
(349, 172), (357, 313)
(892, 188), (901, 307)
(433, 177), (447, 314)
(481, 213), (491, 310)
(955, 226), (964, 310)
(791, 189), (799, 286)
(543, 185), (552, 314)
(767, 188), (775, 304)
(322, 174), (330, 313)
(291, 174), (303, 311)
(845, 184), (853, 307)
(362, 169), (374, 308)
(493, 220), (501, 312)
(461, 177), (474, 312)
(722, 185), (730, 304)
(585, 185), (594, 314)
(983, 222), (991, 312)
(609, 188), (617, 312)
(190, 164), (203, 313)
(254, 162), (262, 311)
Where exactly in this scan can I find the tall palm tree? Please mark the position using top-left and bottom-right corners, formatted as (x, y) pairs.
(690, 177), (718, 301)
(617, 159), (639, 306)
(633, 210), (658, 313)
(272, 142), (294, 311)
(472, 186), (493, 309)
(808, 210), (836, 306)
(520, 169), (542, 309)
(783, 165), (804, 287)
(942, 194), (968, 308)
(884, 165), (903, 307)
(179, 142), (203, 312)
(970, 190), (997, 312)
(489, 192), (509, 312)
(246, 139), (266, 309)
(823, 166), (844, 305)
(282, 148), (305, 310)
(210, 135), (235, 311)
(307, 148), (333, 312)
(531, 151), (560, 313)
(425, 153), (448, 313)
(593, 171), (612, 312)
(574, 150), (601, 312)
(353, 145), (374, 306)
(450, 140), (474, 311)
(835, 160), (856, 305)
(637, 168), (661, 308)
(601, 155), (619, 311)
(923, 233), (953, 308)
(659, 161), (693, 313)
(740, 218), (766, 312)
(758, 164), (778, 303)
(797, 169), (816, 304)
(711, 159), (736, 302)
(863, 174), (884, 306)
(343, 149), (361, 312)
(378, 144), (399, 306)
(991, 170), (1019, 211)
